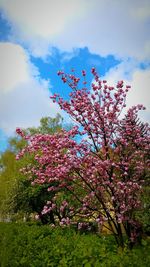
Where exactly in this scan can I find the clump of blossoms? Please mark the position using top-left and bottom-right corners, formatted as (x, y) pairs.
(16, 68), (150, 248)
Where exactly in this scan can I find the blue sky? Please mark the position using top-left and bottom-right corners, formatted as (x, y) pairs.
(0, 0), (150, 152)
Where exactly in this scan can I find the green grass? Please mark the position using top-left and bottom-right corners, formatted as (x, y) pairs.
(0, 222), (150, 267)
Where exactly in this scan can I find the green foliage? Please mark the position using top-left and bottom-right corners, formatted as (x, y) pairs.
(0, 150), (18, 218)
(25, 113), (64, 135)
(0, 223), (150, 267)
(135, 186), (150, 235)
(0, 143), (34, 220)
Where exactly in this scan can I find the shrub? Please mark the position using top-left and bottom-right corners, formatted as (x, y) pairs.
(0, 223), (150, 266)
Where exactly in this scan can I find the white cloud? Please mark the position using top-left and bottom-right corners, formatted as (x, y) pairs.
(102, 63), (150, 122)
(0, 42), (62, 134)
(101, 59), (139, 82)
(131, 4), (150, 20)
(126, 69), (150, 122)
(0, 42), (30, 92)
(0, 0), (150, 60)
(0, 79), (61, 134)
(0, 0), (88, 37)
(0, 0), (91, 58)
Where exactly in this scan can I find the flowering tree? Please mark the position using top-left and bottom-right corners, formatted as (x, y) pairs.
(16, 68), (150, 247)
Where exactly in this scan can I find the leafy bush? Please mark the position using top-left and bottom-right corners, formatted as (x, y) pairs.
(0, 223), (150, 266)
